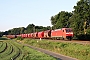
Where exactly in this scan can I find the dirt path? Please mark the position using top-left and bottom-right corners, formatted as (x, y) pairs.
(18, 42), (78, 60)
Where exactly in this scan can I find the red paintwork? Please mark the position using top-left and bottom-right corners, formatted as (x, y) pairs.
(51, 28), (73, 39)
(25, 34), (28, 38)
(21, 34), (28, 38)
(38, 31), (44, 38)
(28, 34), (31, 38)
(51, 29), (63, 37)
(6, 28), (73, 40)
(65, 28), (73, 37)
(31, 33), (34, 38)
(33, 32), (38, 38)
(21, 34), (24, 38)
(7, 35), (16, 39)
(44, 30), (51, 38)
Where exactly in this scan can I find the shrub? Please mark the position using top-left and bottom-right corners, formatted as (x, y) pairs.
(16, 36), (23, 40)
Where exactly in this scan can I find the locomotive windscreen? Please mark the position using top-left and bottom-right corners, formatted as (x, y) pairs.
(65, 29), (72, 32)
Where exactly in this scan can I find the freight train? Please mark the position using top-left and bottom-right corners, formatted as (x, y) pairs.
(6, 28), (73, 40)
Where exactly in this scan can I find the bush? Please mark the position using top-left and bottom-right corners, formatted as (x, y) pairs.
(77, 34), (90, 40)
(16, 36), (23, 40)
(86, 29), (90, 35)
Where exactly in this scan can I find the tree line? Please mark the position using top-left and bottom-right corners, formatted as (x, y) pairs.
(0, 0), (90, 39)
(0, 24), (51, 36)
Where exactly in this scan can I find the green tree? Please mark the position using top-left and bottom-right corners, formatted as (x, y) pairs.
(73, 0), (90, 34)
(20, 27), (25, 34)
(68, 0), (90, 39)
(0, 32), (4, 37)
(3, 31), (8, 35)
(51, 11), (72, 29)
(26, 24), (35, 33)
(35, 26), (44, 32)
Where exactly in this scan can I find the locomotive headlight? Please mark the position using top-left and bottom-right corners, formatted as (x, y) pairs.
(66, 33), (69, 34)
(70, 33), (73, 34)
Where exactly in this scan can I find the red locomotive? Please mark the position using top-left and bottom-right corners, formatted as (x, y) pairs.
(7, 28), (73, 40)
(51, 28), (73, 40)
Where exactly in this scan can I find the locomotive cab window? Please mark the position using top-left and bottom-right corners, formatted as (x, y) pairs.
(66, 29), (72, 32)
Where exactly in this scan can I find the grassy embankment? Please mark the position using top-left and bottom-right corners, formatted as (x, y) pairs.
(19, 38), (90, 60)
(0, 37), (8, 40)
(0, 38), (57, 60)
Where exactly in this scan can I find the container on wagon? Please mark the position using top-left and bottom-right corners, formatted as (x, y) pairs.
(33, 32), (38, 38)
(38, 31), (44, 38)
(31, 33), (34, 38)
(44, 30), (51, 38)
(27, 33), (31, 38)
(7, 35), (16, 39)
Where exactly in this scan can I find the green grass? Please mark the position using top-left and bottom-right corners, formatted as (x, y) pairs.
(0, 41), (19, 60)
(0, 43), (13, 58)
(0, 40), (57, 60)
(11, 41), (24, 60)
(0, 42), (7, 53)
(23, 46), (56, 60)
(22, 39), (90, 60)
(0, 41), (3, 48)
(0, 37), (8, 40)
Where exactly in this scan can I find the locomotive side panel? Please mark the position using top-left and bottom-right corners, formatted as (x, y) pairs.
(51, 29), (63, 38)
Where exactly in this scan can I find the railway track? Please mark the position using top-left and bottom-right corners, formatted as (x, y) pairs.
(35, 39), (90, 45)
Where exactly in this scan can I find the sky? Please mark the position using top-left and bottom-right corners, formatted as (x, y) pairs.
(0, 0), (79, 32)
